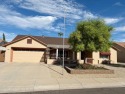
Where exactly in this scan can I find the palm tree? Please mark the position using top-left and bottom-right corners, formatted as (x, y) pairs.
(58, 32), (63, 37)
(3, 33), (6, 41)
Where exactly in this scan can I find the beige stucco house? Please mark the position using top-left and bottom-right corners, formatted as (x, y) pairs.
(4, 35), (117, 64)
(113, 42), (125, 62)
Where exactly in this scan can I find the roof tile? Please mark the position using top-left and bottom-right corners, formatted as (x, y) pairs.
(12, 35), (69, 45)
(115, 42), (125, 48)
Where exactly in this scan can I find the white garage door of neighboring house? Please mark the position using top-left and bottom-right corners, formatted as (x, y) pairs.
(12, 49), (45, 63)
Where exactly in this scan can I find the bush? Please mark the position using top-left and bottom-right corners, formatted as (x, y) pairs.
(102, 60), (111, 64)
(75, 63), (106, 70)
(82, 64), (94, 69)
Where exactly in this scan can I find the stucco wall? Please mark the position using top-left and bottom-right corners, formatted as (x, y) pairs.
(47, 59), (56, 64)
(92, 48), (117, 64)
(77, 52), (85, 64)
(77, 52), (81, 60)
(5, 37), (47, 63)
(110, 48), (117, 63)
(92, 52), (100, 64)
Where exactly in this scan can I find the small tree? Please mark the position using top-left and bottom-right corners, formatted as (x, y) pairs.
(58, 32), (63, 37)
(3, 33), (6, 41)
(68, 19), (113, 58)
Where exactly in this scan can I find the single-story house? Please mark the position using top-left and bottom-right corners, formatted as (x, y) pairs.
(0, 39), (6, 62)
(113, 42), (125, 62)
(4, 35), (117, 64)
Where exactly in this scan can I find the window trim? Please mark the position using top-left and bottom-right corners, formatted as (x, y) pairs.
(100, 52), (110, 59)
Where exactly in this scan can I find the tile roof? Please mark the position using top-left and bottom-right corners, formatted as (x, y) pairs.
(4, 35), (118, 51)
(115, 42), (125, 48)
(12, 35), (69, 45)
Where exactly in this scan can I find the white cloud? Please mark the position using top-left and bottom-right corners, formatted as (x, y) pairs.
(0, 31), (17, 42)
(82, 11), (122, 25)
(0, 5), (21, 16)
(83, 11), (97, 19)
(9, 0), (83, 20)
(113, 2), (124, 6)
(0, 6), (58, 31)
(104, 18), (122, 24)
(0, 0), (123, 32)
(3, 16), (57, 29)
(115, 26), (125, 31)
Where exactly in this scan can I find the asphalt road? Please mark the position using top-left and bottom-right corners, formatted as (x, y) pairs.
(2, 87), (125, 94)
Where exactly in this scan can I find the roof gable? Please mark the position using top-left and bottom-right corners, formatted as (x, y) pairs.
(10, 35), (69, 46)
(111, 46), (120, 51)
(4, 35), (47, 47)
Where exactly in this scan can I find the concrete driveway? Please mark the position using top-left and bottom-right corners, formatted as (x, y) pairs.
(0, 63), (51, 80)
(0, 62), (59, 93)
(0, 62), (125, 93)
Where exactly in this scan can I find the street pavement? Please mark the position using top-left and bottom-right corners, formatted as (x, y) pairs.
(4, 87), (125, 94)
(0, 62), (125, 93)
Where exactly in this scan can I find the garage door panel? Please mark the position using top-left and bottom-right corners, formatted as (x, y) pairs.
(13, 50), (45, 63)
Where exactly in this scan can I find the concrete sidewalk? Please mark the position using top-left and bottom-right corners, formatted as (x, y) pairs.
(0, 63), (125, 93)
(0, 77), (125, 93)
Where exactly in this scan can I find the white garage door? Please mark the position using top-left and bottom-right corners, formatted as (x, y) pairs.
(13, 49), (45, 63)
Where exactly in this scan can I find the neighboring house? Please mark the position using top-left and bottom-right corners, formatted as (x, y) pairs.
(0, 39), (6, 62)
(4, 35), (117, 64)
(0, 39), (7, 46)
(113, 42), (125, 62)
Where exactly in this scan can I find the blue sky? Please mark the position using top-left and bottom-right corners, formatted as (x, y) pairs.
(0, 0), (125, 42)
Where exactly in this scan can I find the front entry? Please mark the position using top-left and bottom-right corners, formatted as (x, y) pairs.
(81, 51), (93, 63)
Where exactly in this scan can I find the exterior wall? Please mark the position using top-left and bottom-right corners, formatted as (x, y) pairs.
(77, 52), (84, 64)
(113, 43), (125, 62)
(0, 51), (5, 62)
(5, 37), (47, 63)
(110, 48), (117, 64)
(92, 48), (117, 64)
(92, 52), (100, 64)
(78, 60), (84, 64)
(77, 52), (81, 60)
(47, 59), (56, 64)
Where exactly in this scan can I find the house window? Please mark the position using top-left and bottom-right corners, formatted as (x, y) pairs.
(100, 52), (110, 59)
(27, 39), (32, 44)
(100, 55), (109, 59)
